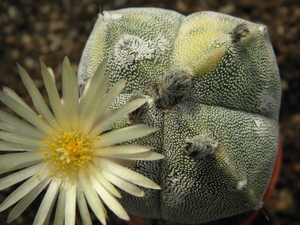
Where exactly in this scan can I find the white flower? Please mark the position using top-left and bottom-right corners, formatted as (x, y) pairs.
(0, 57), (163, 225)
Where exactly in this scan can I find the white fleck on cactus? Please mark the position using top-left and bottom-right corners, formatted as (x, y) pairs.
(78, 8), (281, 224)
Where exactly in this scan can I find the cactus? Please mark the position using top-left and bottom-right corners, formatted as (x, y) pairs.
(78, 8), (281, 224)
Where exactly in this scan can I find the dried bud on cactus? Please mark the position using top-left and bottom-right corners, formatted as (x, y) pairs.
(230, 22), (250, 43)
(182, 135), (218, 159)
(153, 69), (193, 109)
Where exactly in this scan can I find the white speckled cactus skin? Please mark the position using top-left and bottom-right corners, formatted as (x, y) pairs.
(78, 8), (281, 224)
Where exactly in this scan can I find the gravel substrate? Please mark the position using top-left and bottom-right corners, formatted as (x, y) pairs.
(1, 0), (299, 225)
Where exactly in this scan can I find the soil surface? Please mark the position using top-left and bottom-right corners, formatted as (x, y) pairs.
(0, 0), (299, 225)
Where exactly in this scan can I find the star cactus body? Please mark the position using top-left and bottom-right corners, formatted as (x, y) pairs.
(78, 8), (281, 224)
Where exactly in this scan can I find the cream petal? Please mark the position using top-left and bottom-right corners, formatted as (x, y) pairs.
(104, 158), (136, 168)
(0, 140), (37, 151)
(79, 60), (108, 132)
(106, 151), (164, 161)
(0, 122), (40, 141)
(0, 151), (44, 175)
(78, 172), (107, 225)
(53, 185), (66, 225)
(43, 192), (57, 225)
(89, 174), (129, 220)
(99, 158), (161, 190)
(101, 170), (145, 197)
(93, 79), (126, 122)
(0, 169), (48, 211)
(0, 110), (46, 139)
(65, 179), (77, 225)
(62, 56), (79, 130)
(80, 59), (107, 101)
(76, 183), (93, 225)
(2, 87), (34, 112)
(93, 145), (153, 156)
(90, 108), (114, 127)
(6, 176), (51, 223)
(79, 77), (91, 102)
(0, 163), (43, 191)
(40, 59), (69, 130)
(0, 121), (18, 133)
(0, 131), (45, 148)
(33, 178), (61, 225)
(0, 91), (53, 135)
(92, 124), (158, 148)
(16, 63), (61, 130)
(81, 75), (109, 135)
(89, 98), (148, 138)
(47, 65), (55, 81)
(87, 163), (121, 198)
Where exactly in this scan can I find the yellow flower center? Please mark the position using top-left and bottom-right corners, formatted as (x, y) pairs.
(41, 129), (95, 176)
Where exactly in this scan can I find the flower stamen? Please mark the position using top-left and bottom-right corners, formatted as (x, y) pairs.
(42, 130), (94, 176)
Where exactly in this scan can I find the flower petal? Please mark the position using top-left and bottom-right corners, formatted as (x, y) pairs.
(40, 59), (69, 130)
(2, 87), (34, 113)
(62, 56), (79, 130)
(0, 110), (45, 139)
(92, 124), (158, 148)
(105, 151), (164, 161)
(87, 163), (121, 198)
(33, 178), (61, 225)
(80, 59), (107, 101)
(7, 176), (51, 223)
(93, 144), (153, 156)
(0, 122), (43, 140)
(65, 179), (77, 225)
(76, 183), (93, 225)
(0, 151), (44, 175)
(78, 172), (107, 225)
(89, 98), (149, 138)
(0, 163), (43, 191)
(0, 131), (45, 148)
(0, 121), (17, 133)
(43, 192), (57, 225)
(0, 140), (37, 151)
(89, 174), (129, 220)
(0, 91), (53, 135)
(0, 169), (48, 211)
(53, 186), (66, 225)
(81, 75), (109, 135)
(16, 63), (60, 130)
(98, 158), (160, 190)
(79, 60), (108, 133)
(101, 170), (145, 197)
(93, 79), (126, 121)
